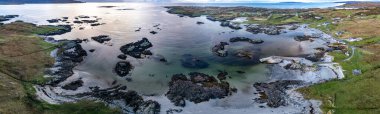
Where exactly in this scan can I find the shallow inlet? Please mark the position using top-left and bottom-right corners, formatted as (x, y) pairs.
(1, 3), (333, 113)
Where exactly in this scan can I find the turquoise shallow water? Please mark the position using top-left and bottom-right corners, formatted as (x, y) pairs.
(0, 3), (330, 95)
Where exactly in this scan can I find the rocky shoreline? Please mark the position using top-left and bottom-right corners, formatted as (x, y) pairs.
(35, 23), (345, 114)
(22, 6), (351, 114)
(34, 26), (161, 114)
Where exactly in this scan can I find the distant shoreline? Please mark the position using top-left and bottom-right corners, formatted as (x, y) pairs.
(0, 0), (83, 5)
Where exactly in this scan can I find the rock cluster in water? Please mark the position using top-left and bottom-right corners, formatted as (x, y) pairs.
(229, 37), (264, 44)
(245, 25), (283, 35)
(0, 15), (19, 22)
(196, 21), (204, 25)
(114, 61), (133, 77)
(220, 21), (242, 30)
(211, 42), (229, 57)
(166, 72), (235, 107)
(46, 15), (104, 30)
(294, 35), (317, 42)
(120, 38), (153, 58)
(91, 35), (111, 43)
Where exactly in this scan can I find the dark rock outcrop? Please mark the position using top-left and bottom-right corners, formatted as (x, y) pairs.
(211, 42), (229, 57)
(46, 40), (87, 86)
(246, 25), (282, 35)
(166, 72), (235, 107)
(114, 61), (133, 77)
(253, 80), (303, 108)
(89, 49), (95, 52)
(294, 35), (316, 42)
(196, 21), (204, 25)
(61, 79), (83, 90)
(152, 54), (167, 63)
(91, 35), (111, 43)
(0, 15), (19, 22)
(150, 31), (157, 34)
(47, 19), (60, 23)
(220, 21), (242, 30)
(120, 38), (153, 58)
(117, 54), (127, 60)
(229, 37), (264, 44)
(217, 70), (228, 80)
(180, 54), (209, 69)
(78, 85), (160, 114)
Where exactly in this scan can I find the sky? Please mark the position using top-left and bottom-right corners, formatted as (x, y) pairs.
(80, 0), (379, 3)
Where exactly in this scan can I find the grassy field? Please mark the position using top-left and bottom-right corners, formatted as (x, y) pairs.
(0, 21), (120, 114)
(297, 8), (380, 114)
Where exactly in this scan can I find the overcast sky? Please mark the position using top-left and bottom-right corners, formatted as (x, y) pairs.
(80, 0), (379, 3)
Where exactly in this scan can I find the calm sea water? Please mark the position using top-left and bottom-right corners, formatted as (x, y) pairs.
(0, 2), (331, 97)
(170, 2), (344, 9)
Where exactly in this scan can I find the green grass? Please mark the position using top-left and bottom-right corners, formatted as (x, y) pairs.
(299, 47), (380, 114)
(0, 21), (121, 114)
(349, 37), (380, 46)
(245, 14), (304, 25)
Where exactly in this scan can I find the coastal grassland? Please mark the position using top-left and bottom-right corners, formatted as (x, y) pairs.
(299, 9), (380, 114)
(244, 14), (303, 25)
(0, 21), (120, 114)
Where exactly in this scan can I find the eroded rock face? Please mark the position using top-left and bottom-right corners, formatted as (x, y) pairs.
(253, 80), (303, 108)
(114, 61), (133, 77)
(166, 72), (235, 107)
(120, 38), (153, 58)
(180, 54), (209, 69)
